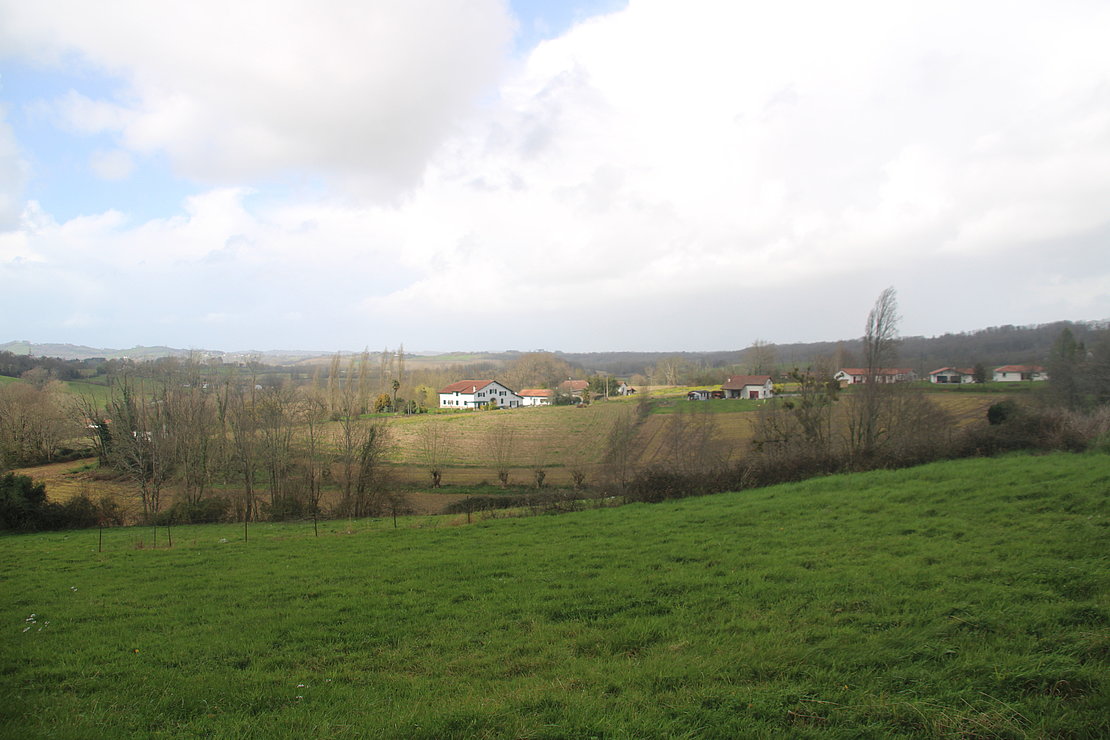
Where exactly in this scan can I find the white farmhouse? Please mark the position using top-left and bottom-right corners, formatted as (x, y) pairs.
(438, 379), (522, 409)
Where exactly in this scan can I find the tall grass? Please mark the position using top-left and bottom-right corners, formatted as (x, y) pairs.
(2, 452), (1106, 738)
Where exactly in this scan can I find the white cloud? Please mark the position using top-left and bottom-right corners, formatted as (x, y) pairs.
(2, 0), (1110, 350)
(89, 148), (134, 181)
(1, 0), (514, 191)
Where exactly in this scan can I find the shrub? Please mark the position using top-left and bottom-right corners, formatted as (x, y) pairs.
(154, 497), (230, 525)
(0, 474), (122, 531)
(0, 473), (49, 530)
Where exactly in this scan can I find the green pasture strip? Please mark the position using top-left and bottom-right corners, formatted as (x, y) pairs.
(917, 380), (1040, 393)
(2, 452), (1107, 738)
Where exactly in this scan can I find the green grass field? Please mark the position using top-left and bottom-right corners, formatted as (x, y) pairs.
(2, 452), (1107, 738)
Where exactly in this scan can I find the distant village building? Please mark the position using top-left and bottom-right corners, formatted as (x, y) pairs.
(438, 380), (522, 409)
(722, 374), (774, 399)
(519, 389), (553, 406)
(558, 379), (590, 396)
(993, 365), (1048, 382)
(834, 368), (916, 386)
(929, 367), (977, 384)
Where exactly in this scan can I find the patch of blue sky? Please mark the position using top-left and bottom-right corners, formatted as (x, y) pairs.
(2, 62), (197, 223)
(509, 0), (627, 55)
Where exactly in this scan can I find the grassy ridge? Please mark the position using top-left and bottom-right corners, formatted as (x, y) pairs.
(3, 453), (1108, 738)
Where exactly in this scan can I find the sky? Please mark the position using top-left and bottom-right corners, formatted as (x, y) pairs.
(1, 0), (1109, 354)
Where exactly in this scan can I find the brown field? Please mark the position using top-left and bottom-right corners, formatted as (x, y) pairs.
(14, 390), (1001, 519)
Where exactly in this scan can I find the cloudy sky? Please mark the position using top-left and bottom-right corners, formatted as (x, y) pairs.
(1, 0), (1108, 353)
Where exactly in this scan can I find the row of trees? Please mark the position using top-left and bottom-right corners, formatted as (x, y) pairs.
(74, 363), (401, 523)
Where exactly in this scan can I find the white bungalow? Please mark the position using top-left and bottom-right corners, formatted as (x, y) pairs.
(519, 389), (553, 406)
(993, 365), (1048, 382)
(834, 368), (917, 385)
(438, 380), (522, 409)
(929, 367), (977, 384)
(722, 375), (774, 399)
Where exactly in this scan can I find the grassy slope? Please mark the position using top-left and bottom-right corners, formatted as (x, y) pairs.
(2, 453), (1107, 738)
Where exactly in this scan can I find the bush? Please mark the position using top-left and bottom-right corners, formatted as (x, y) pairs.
(0, 473), (49, 530)
(154, 497), (230, 525)
(0, 474), (122, 531)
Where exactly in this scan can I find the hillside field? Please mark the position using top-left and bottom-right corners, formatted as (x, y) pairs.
(15, 389), (1002, 515)
(2, 452), (1107, 738)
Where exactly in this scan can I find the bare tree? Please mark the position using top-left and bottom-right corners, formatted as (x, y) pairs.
(848, 287), (901, 459)
(0, 381), (76, 467)
(747, 339), (777, 375)
(602, 407), (643, 492)
(487, 422), (515, 487)
(752, 364), (839, 464)
(417, 417), (448, 488)
(295, 386), (328, 517)
(224, 369), (262, 522)
(256, 384), (297, 515)
(337, 421), (393, 517)
(161, 359), (217, 506)
(106, 377), (175, 521)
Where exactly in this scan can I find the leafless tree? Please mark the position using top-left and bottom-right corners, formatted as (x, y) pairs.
(225, 371), (261, 522)
(848, 287), (900, 459)
(337, 421), (393, 517)
(487, 421), (515, 487)
(256, 383), (297, 515)
(602, 407), (642, 492)
(747, 339), (777, 375)
(0, 381), (76, 468)
(295, 386), (328, 516)
(160, 359), (217, 506)
(417, 417), (448, 488)
(106, 377), (174, 521)
(752, 363), (839, 464)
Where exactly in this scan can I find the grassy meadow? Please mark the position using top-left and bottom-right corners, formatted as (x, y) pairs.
(2, 452), (1107, 738)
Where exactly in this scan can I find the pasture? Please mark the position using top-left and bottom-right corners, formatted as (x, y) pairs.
(3, 452), (1107, 738)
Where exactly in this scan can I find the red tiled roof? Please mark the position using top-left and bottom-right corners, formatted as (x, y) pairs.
(994, 365), (1045, 373)
(439, 379), (495, 394)
(519, 388), (553, 397)
(558, 380), (589, 392)
(722, 374), (772, 390)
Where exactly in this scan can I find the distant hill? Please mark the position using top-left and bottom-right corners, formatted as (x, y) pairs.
(560, 319), (1110, 376)
(0, 341), (326, 365)
(5, 318), (1107, 375)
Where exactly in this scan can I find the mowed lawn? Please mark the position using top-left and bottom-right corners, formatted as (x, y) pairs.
(3, 452), (1107, 738)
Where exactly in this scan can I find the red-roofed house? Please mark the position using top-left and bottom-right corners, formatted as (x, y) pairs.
(993, 365), (1047, 382)
(519, 389), (553, 406)
(722, 375), (774, 399)
(558, 379), (589, 395)
(438, 380), (522, 409)
(834, 368), (917, 385)
(929, 367), (977, 384)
